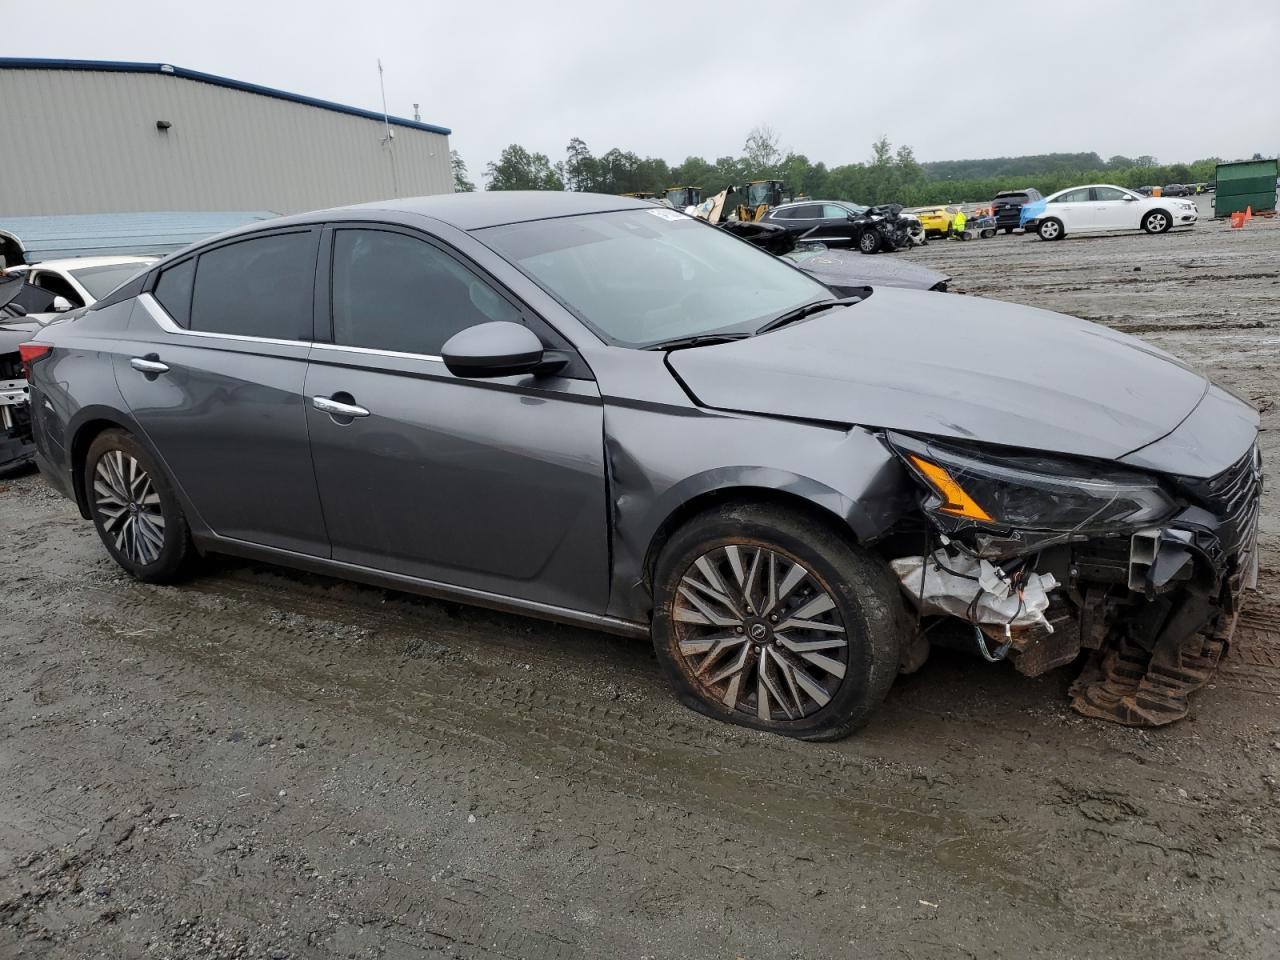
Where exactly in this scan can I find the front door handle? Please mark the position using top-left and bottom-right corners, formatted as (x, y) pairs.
(130, 355), (169, 375)
(312, 395), (370, 419)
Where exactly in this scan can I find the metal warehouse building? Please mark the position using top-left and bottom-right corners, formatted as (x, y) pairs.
(0, 58), (453, 218)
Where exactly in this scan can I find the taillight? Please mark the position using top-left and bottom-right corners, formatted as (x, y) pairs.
(18, 343), (52, 381)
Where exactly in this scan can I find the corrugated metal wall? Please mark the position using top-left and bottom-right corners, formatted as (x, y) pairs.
(0, 68), (452, 216)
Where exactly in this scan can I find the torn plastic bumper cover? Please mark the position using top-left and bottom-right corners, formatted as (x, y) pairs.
(884, 432), (1262, 726)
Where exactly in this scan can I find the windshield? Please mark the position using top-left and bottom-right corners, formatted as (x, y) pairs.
(70, 262), (152, 300)
(479, 209), (830, 348)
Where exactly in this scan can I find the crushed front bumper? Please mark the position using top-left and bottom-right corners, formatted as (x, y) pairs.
(895, 442), (1262, 726)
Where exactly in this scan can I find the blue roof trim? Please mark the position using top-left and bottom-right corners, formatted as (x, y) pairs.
(0, 57), (451, 136)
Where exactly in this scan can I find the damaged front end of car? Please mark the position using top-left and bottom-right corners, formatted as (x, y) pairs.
(881, 431), (1262, 726)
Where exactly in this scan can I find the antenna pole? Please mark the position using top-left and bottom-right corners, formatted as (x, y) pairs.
(377, 58), (400, 198)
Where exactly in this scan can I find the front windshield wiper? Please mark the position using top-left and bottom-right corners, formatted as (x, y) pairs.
(756, 296), (862, 335)
(644, 333), (754, 352)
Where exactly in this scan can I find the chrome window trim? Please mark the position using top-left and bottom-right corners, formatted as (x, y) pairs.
(138, 292), (308, 348)
(310, 341), (444, 364)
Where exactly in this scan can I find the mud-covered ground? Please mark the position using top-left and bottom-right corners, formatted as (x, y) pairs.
(2, 196), (1279, 960)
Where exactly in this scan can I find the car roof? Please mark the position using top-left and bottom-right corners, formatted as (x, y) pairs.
(1050, 184), (1130, 195)
(774, 199), (859, 209)
(324, 191), (657, 231)
(19, 255), (159, 270)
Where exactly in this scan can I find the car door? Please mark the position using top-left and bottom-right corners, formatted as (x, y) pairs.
(1050, 188), (1094, 231)
(819, 204), (859, 244)
(115, 227), (331, 556)
(1089, 186), (1138, 230)
(783, 204), (824, 240)
(303, 223), (610, 613)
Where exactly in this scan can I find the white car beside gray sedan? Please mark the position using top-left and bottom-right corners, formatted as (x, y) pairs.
(1026, 184), (1199, 241)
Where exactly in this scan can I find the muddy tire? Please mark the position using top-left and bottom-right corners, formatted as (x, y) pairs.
(858, 230), (881, 254)
(651, 502), (905, 741)
(1003, 226), (1014, 234)
(84, 429), (193, 583)
(1037, 218), (1064, 241)
(1142, 209), (1171, 234)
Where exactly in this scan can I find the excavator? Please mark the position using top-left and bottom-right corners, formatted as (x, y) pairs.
(665, 186), (703, 210)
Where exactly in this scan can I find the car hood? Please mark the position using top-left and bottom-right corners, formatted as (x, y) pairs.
(667, 287), (1214, 462)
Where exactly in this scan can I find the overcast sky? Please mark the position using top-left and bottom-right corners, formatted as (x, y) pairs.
(7, 0), (1278, 180)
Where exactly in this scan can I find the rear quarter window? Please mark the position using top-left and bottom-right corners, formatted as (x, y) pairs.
(153, 259), (195, 327)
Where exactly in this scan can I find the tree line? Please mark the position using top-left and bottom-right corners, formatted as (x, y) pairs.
(451, 127), (1231, 207)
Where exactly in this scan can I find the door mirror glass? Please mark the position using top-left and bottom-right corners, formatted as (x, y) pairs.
(442, 321), (545, 379)
(52, 295), (73, 312)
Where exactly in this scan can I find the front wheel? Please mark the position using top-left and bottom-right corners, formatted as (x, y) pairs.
(651, 503), (906, 740)
(1142, 210), (1171, 234)
(1037, 218), (1064, 241)
(85, 429), (193, 583)
(858, 230), (881, 254)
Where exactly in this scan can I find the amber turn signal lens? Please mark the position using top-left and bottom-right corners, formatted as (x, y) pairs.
(907, 455), (994, 522)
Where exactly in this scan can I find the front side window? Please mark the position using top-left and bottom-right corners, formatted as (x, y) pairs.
(331, 229), (520, 356)
(190, 231), (316, 340)
(480, 209), (831, 348)
(822, 204), (853, 219)
(1093, 186), (1130, 201)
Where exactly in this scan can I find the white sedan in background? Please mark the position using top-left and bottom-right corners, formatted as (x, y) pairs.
(5, 255), (157, 311)
(1027, 184), (1198, 241)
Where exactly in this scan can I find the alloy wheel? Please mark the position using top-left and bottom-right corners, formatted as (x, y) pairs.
(1147, 213), (1168, 233)
(93, 450), (166, 565)
(671, 544), (848, 721)
(1040, 221), (1060, 240)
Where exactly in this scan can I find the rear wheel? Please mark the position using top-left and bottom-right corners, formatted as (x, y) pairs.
(858, 230), (881, 254)
(1037, 218), (1064, 241)
(1142, 210), (1171, 234)
(85, 429), (192, 583)
(651, 502), (905, 740)
(1003, 226), (1014, 234)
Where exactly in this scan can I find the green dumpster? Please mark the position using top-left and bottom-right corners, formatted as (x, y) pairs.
(1214, 158), (1278, 218)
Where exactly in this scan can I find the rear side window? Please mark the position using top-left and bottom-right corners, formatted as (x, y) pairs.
(330, 228), (520, 356)
(190, 231), (316, 340)
(153, 259), (195, 327)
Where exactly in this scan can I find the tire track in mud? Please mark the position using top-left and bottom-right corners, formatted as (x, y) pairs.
(6, 556), (1268, 957)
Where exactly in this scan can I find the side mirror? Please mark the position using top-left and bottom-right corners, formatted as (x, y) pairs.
(52, 295), (73, 312)
(442, 321), (559, 379)
(1122, 195), (1138, 201)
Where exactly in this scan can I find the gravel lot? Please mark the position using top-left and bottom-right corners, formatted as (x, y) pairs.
(2, 195), (1279, 960)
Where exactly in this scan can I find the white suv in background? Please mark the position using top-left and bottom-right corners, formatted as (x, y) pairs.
(1028, 184), (1198, 240)
(6, 256), (158, 311)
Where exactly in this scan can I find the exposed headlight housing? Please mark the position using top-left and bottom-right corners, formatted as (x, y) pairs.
(886, 432), (1177, 534)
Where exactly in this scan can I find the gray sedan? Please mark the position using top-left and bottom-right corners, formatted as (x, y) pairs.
(23, 192), (1260, 738)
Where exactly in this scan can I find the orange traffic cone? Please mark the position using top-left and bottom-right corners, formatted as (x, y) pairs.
(1244, 206), (1253, 222)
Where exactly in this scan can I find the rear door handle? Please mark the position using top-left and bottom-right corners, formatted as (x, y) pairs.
(312, 395), (370, 418)
(130, 356), (169, 374)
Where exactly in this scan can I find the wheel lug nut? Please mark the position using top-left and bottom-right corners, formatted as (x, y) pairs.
(735, 626), (744, 634)
(769, 615), (778, 623)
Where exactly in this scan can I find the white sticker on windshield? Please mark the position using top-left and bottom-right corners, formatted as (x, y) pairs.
(646, 208), (687, 221)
